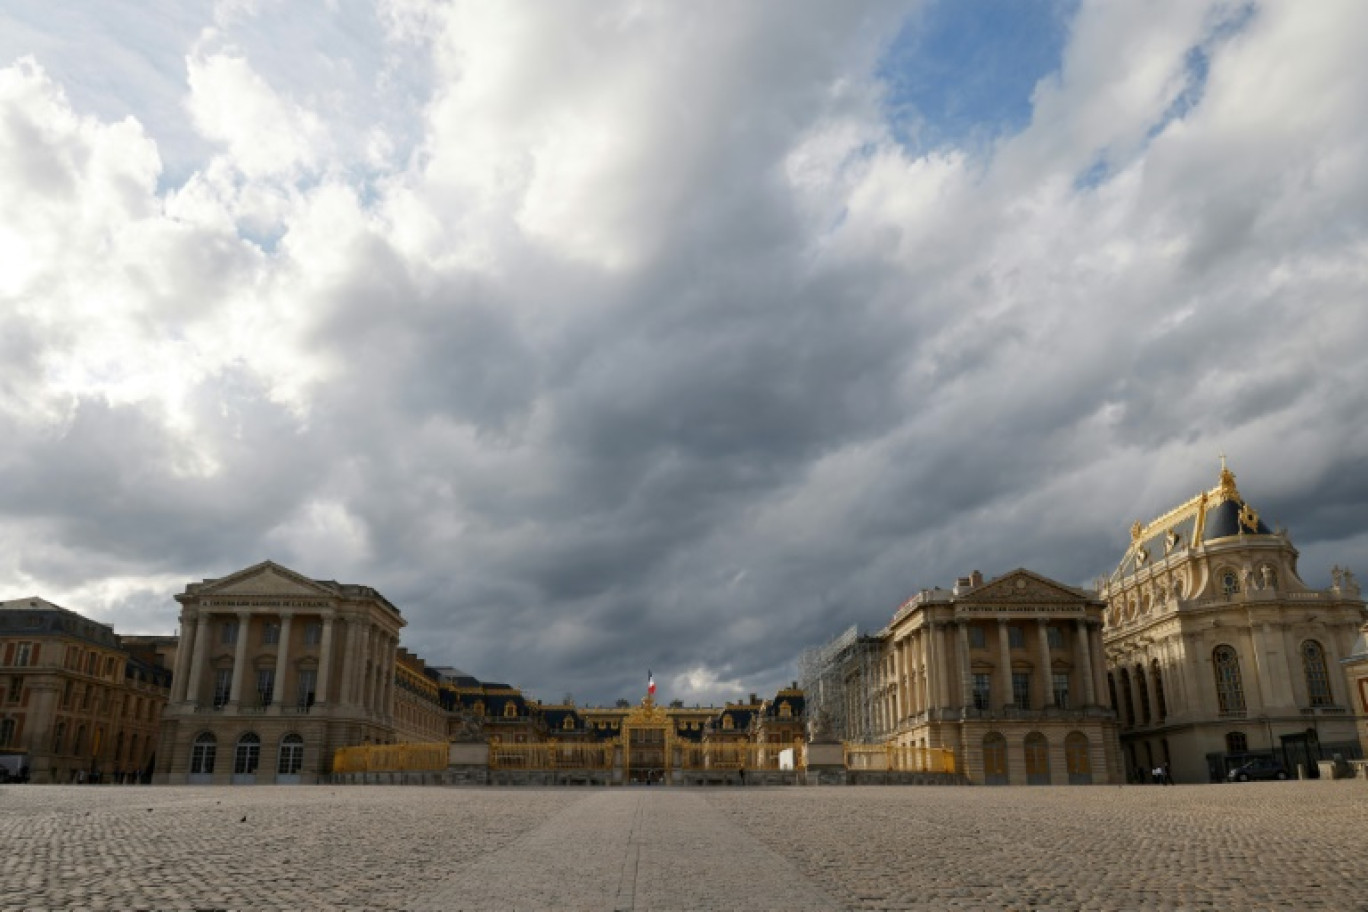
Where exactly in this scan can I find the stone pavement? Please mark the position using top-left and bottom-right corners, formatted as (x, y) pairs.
(1, 781), (1364, 911)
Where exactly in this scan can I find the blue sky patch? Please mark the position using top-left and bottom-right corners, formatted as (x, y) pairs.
(878, 0), (1078, 154)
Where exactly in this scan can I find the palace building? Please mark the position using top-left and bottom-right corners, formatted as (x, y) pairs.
(1099, 462), (1368, 782)
(873, 569), (1122, 785)
(0, 598), (171, 784)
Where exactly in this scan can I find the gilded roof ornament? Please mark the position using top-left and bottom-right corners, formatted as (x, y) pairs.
(1130, 520), (1144, 542)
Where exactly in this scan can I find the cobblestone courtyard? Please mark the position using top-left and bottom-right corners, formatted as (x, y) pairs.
(2, 782), (1364, 911)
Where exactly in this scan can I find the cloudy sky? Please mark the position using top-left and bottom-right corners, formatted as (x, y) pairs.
(2, 1), (1366, 706)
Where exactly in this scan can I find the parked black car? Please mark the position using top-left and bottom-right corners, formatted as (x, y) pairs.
(1227, 757), (1289, 782)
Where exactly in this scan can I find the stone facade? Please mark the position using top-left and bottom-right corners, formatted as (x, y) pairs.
(155, 561), (407, 785)
(875, 569), (1123, 785)
(0, 597), (171, 783)
(1100, 463), (1368, 782)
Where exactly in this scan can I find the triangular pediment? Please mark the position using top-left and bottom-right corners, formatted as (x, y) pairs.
(198, 561), (335, 598)
(962, 569), (1090, 604)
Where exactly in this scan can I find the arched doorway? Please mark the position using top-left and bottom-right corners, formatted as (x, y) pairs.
(621, 697), (671, 784)
(982, 732), (1008, 785)
(1024, 732), (1050, 785)
(1065, 732), (1092, 785)
(233, 733), (261, 785)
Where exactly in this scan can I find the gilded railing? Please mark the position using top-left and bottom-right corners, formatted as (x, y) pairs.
(844, 743), (957, 774)
(676, 743), (801, 770)
(489, 742), (615, 770)
(332, 741), (448, 774)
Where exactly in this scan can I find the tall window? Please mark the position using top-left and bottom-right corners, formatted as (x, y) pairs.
(13, 643), (32, 667)
(262, 622), (280, 646)
(6, 676), (20, 703)
(213, 669), (233, 708)
(1024, 732), (1050, 784)
(304, 622), (322, 646)
(296, 669), (317, 708)
(1119, 669), (1135, 727)
(51, 721), (65, 754)
(74, 724), (86, 756)
(234, 733), (261, 775)
(0, 718), (14, 747)
(278, 734), (304, 775)
(1136, 666), (1151, 724)
(972, 673), (992, 710)
(982, 732), (1008, 784)
(1151, 660), (1168, 721)
(191, 733), (216, 774)
(1052, 673), (1070, 709)
(1065, 732), (1091, 783)
(1011, 672), (1031, 710)
(968, 627), (986, 649)
(220, 621), (238, 646)
(1213, 646), (1246, 714)
(1046, 626), (1063, 649)
(256, 669), (275, 707)
(1008, 626), (1025, 649)
(1302, 640), (1333, 706)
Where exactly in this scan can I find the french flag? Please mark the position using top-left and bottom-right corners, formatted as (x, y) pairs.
(648, 670), (656, 696)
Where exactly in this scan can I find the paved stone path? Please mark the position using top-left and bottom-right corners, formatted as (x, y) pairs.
(2, 782), (1365, 910)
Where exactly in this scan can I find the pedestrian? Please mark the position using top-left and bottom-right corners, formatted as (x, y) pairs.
(1162, 763), (1173, 785)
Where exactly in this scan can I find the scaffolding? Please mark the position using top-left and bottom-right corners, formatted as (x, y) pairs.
(798, 625), (885, 743)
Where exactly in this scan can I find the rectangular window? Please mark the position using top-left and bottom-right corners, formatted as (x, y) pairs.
(61, 680), (73, 709)
(85, 653), (96, 675)
(1008, 626), (1025, 649)
(304, 622), (322, 647)
(972, 673), (992, 710)
(0, 718), (14, 746)
(213, 668), (233, 707)
(968, 626), (986, 649)
(1012, 672), (1031, 710)
(51, 721), (65, 754)
(262, 622), (280, 646)
(1053, 673), (1070, 709)
(296, 669), (317, 708)
(220, 621), (238, 646)
(1046, 626), (1063, 649)
(6, 677), (20, 703)
(256, 668), (275, 707)
(14, 643), (32, 667)
(81, 687), (92, 710)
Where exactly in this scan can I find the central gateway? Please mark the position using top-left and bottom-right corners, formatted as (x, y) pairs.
(622, 696), (672, 783)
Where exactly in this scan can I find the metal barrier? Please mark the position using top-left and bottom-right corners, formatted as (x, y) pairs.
(332, 742), (448, 774)
(844, 743), (957, 774)
(489, 742), (615, 770)
(676, 743), (801, 770)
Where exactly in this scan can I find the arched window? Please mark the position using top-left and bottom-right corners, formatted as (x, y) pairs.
(1225, 731), (1247, 754)
(234, 733), (261, 775)
(1135, 665), (1151, 725)
(1213, 646), (1246, 714)
(277, 734), (304, 775)
(778, 701), (792, 718)
(722, 715), (735, 730)
(1119, 669), (1136, 727)
(503, 701), (518, 718)
(1221, 571), (1240, 595)
(1151, 659), (1167, 721)
(1024, 732), (1050, 785)
(190, 732), (216, 774)
(1302, 640), (1333, 706)
(561, 715), (575, 730)
(1065, 732), (1091, 784)
(982, 732), (1008, 785)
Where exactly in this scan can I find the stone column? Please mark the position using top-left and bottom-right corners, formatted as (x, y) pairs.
(958, 623), (973, 709)
(354, 622), (372, 709)
(185, 613), (211, 705)
(1075, 619), (1096, 706)
(997, 621), (1014, 709)
(227, 612), (251, 707)
(940, 624), (956, 712)
(171, 612), (195, 703)
(269, 613), (294, 714)
(1090, 624), (1109, 709)
(925, 624), (941, 710)
(316, 615), (336, 707)
(1037, 621), (1055, 709)
(383, 635), (396, 720)
(891, 638), (904, 725)
(1248, 624), (1275, 712)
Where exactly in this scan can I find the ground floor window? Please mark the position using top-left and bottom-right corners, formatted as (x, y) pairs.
(1024, 732), (1050, 785)
(982, 733), (1008, 785)
(191, 733), (216, 774)
(234, 733), (261, 775)
(1065, 732), (1092, 784)
(278, 734), (304, 775)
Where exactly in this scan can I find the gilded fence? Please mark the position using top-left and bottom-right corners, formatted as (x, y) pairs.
(676, 743), (801, 770)
(332, 741), (448, 774)
(489, 742), (615, 770)
(844, 743), (957, 774)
